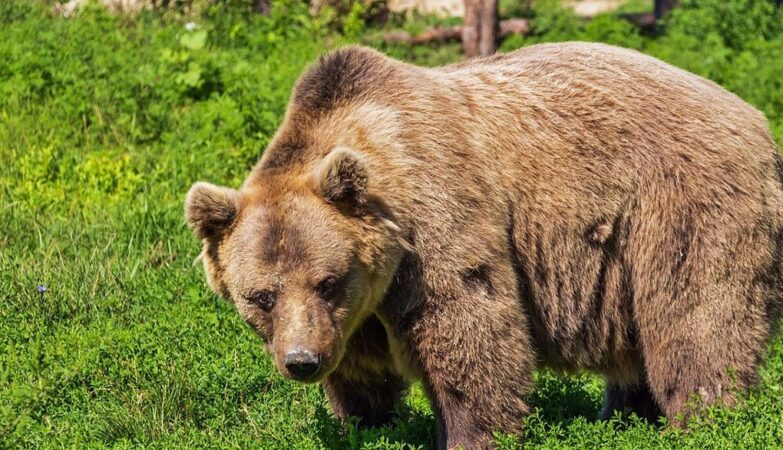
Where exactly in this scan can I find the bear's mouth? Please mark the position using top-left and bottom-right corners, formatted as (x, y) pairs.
(285, 370), (323, 383)
(280, 363), (329, 383)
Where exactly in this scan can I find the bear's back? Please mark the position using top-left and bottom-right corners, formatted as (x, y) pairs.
(429, 42), (778, 200)
(443, 42), (757, 121)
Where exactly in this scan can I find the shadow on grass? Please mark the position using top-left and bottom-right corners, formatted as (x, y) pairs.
(526, 372), (666, 435)
(314, 399), (436, 449)
(527, 373), (604, 426)
(313, 373), (609, 449)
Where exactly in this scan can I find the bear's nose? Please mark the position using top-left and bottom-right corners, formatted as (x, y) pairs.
(284, 349), (321, 380)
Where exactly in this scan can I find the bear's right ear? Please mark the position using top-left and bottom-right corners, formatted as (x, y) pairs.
(185, 182), (240, 240)
(312, 146), (369, 208)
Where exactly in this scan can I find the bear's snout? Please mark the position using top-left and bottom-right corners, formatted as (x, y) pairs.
(284, 348), (321, 380)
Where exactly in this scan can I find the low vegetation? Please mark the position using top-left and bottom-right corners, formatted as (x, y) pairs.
(1, 0), (782, 447)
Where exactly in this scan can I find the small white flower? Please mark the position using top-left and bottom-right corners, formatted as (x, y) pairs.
(185, 22), (197, 31)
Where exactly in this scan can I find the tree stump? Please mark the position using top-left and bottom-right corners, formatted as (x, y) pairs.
(462, 0), (498, 58)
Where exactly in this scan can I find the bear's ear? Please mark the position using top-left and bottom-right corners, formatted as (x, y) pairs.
(185, 182), (240, 240)
(313, 147), (369, 208)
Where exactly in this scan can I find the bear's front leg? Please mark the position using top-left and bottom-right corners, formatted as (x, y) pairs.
(399, 269), (536, 449)
(322, 315), (408, 428)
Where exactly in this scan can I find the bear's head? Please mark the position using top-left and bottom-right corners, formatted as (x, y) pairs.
(185, 147), (407, 382)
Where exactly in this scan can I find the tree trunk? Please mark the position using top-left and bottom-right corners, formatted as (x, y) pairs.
(462, 0), (480, 57)
(253, 0), (271, 15)
(654, 0), (677, 20)
(479, 0), (498, 56)
(462, 0), (498, 58)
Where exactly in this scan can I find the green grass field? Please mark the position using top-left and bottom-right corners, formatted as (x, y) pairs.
(2, 0), (783, 448)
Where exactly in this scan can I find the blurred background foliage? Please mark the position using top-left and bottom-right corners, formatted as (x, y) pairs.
(1, 0), (782, 448)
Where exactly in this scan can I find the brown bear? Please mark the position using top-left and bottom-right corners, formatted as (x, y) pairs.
(185, 43), (783, 449)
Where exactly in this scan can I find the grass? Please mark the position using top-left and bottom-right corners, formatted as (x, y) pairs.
(2, 0), (783, 448)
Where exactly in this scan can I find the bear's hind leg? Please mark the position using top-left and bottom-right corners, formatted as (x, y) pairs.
(599, 382), (663, 423)
(629, 200), (779, 426)
(636, 282), (770, 425)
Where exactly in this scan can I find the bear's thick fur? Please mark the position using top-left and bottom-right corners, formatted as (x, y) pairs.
(185, 43), (783, 449)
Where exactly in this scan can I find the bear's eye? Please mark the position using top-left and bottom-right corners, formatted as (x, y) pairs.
(247, 289), (276, 312)
(316, 276), (339, 299)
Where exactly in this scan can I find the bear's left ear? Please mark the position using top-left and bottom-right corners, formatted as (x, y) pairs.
(185, 182), (240, 240)
(312, 147), (369, 208)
